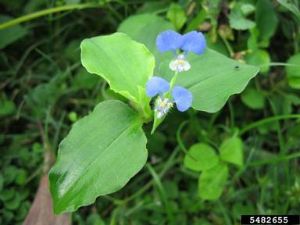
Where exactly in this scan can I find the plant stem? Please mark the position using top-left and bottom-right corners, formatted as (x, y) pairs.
(248, 152), (300, 166)
(269, 99), (285, 154)
(228, 100), (235, 128)
(169, 71), (178, 90)
(0, 3), (102, 30)
(259, 62), (300, 67)
(220, 35), (234, 57)
(146, 164), (174, 224)
(121, 146), (180, 204)
(239, 114), (300, 135)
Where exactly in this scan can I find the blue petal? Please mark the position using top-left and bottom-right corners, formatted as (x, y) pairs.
(172, 86), (193, 112)
(146, 77), (170, 98)
(181, 31), (206, 55)
(156, 30), (183, 53)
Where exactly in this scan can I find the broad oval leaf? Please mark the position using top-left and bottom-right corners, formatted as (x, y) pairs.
(245, 49), (270, 73)
(219, 137), (244, 167)
(49, 101), (148, 214)
(167, 3), (187, 31)
(241, 87), (265, 110)
(118, 14), (174, 75)
(229, 10), (255, 30)
(198, 162), (228, 200)
(160, 50), (259, 113)
(286, 53), (300, 89)
(184, 143), (219, 172)
(255, 0), (278, 41)
(81, 33), (155, 105)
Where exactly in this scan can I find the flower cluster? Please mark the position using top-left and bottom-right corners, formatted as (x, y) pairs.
(156, 30), (206, 72)
(146, 30), (206, 119)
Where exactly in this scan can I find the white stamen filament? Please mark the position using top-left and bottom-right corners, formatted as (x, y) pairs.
(155, 96), (173, 119)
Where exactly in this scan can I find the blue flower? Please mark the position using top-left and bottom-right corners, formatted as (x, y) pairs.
(156, 30), (206, 72)
(156, 30), (183, 53)
(172, 86), (193, 112)
(146, 76), (170, 97)
(146, 77), (193, 118)
(181, 31), (207, 55)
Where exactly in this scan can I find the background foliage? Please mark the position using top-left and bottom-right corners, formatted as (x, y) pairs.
(0, 0), (300, 224)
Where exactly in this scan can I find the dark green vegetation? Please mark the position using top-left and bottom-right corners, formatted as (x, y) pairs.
(1, 0), (300, 224)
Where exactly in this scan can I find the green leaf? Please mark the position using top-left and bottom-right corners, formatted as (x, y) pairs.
(270, 94), (293, 115)
(219, 137), (244, 167)
(185, 10), (207, 33)
(232, 202), (255, 220)
(247, 28), (259, 51)
(2, 211), (14, 224)
(255, 0), (278, 41)
(15, 169), (28, 185)
(80, 33), (155, 115)
(167, 3), (187, 31)
(198, 162), (228, 200)
(0, 189), (15, 202)
(245, 49), (270, 74)
(118, 14), (174, 74)
(137, 2), (170, 14)
(0, 174), (3, 192)
(160, 50), (259, 113)
(0, 15), (28, 49)
(288, 94), (300, 106)
(241, 88), (265, 110)
(0, 99), (16, 116)
(4, 193), (21, 210)
(286, 53), (300, 89)
(3, 166), (18, 185)
(66, 0), (81, 5)
(241, 4), (255, 16)
(15, 201), (30, 221)
(206, 34), (229, 56)
(229, 5), (255, 30)
(25, 73), (65, 118)
(202, 0), (222, 17)
(71, 68), (98, 90)
(49, 101), (148, 214)
(184, 143), (219, 172)
(163, 181), (179, 199)
(277, 0), (300, 21)
(87, 213), (105, 225)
